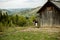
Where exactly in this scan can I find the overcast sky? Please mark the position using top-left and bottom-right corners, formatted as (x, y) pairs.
(0, 0), (47, 9)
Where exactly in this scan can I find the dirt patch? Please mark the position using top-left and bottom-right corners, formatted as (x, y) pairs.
(20, 27), (60, 32)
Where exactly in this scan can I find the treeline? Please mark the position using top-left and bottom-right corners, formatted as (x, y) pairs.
(0, 10), (36, 32)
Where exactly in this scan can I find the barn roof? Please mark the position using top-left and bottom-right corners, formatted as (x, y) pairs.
(37, 1), (60, 13)
(52, 1), (60, 8)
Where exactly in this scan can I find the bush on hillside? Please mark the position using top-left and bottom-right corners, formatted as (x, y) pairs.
(17, 16), (27, 26)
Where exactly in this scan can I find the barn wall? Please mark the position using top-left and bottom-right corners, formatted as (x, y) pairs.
(53, 8), (60, 27)
(37, 6), (60, 27)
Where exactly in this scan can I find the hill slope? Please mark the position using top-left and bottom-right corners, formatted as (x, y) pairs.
(0, 6), (41, 17)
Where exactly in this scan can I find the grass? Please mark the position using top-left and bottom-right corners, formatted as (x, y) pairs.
(0, 27), (60, 40)
(0, 31), (60, 40)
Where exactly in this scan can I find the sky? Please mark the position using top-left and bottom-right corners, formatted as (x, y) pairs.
(0, 0), (47, 9)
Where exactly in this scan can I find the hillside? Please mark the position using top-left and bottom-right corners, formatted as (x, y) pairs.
(13, 7), (41, 17)
(0, 6), (41, 17)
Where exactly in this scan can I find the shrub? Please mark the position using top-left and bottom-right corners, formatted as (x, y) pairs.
(17, 16), (27, 26)
(27, 16), (36, 26)
(0, 23), (6, 32)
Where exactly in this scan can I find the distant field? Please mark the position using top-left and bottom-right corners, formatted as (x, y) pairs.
(0, 27), (60, 40)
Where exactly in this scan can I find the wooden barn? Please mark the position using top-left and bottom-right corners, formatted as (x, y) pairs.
(37, 0), (60, 27)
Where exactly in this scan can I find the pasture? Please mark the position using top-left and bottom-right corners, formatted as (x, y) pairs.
(0, 27), (60, 40)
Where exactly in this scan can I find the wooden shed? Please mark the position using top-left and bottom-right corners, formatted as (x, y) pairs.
(37, 0), (60, 27)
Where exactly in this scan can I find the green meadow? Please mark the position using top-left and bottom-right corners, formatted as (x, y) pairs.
(0, 27), (60, 40)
